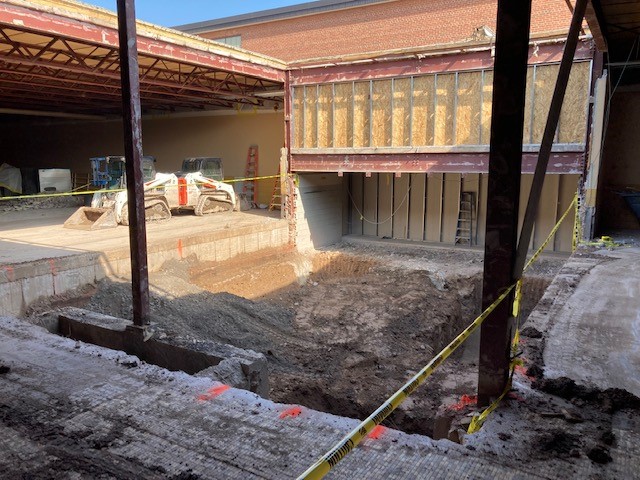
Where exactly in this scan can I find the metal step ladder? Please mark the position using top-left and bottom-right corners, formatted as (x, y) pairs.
(242, 145), (259, 207)
(454, 191), (475, 246)
(268, 166), (282, 211)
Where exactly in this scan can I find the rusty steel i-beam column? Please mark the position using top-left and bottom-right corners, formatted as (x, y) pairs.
(117, 0), (150, 326)
(477, 0), (532, 406)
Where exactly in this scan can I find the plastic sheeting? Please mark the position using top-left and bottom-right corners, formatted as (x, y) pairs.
(0, 163), (22, 194)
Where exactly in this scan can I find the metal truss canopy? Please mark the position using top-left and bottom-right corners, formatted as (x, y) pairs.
(0, 2), (285, 116)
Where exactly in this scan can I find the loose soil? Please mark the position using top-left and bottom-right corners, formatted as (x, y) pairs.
(26, 242), (561, 438)
(22, 241), (640, 478)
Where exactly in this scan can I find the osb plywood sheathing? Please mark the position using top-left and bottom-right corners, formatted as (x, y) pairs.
(532, 64), (556, 143)
(292, 86), (304, 148)
(456, 71), (482, 145)
(353, 82), (371, 147)
(523, 67), (535, 144)
(434, 74), (456, 145)
(481, 70), (493, 143)
(559, 61), (590, 143)
(303, 85), (318, 148)
(411, 75), (436, 146)
(392, 78), (411, 146)
(372, 79), (393, 147)
(317, 84), (333, 147)
(334, 83), (354, 147)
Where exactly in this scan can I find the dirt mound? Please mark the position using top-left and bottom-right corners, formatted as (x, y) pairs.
(85, 280), (296, 356)
(535, 429), (581, 458)
(534, 377), (640, 413)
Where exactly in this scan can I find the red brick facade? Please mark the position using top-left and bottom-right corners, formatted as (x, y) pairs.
(198, 0), (573, 62)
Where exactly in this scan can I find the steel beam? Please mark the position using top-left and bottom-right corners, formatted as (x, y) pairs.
(289, 43), (592, 86)
(284, 69), (293, 170)
(0, 44), (274, 102)
(290, 152), (583, 174)
(117, 0), (149, 327)
(477, 0), (532, 406)
(513, 0), (588, 280)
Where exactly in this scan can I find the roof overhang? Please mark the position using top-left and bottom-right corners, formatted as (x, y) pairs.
(0, 0), (287, 118)
(586, 0), (640, 62)
(176, 0), (396, 34)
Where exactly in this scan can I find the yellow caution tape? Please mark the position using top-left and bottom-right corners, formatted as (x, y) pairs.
(523, 194), (577, 273)
(467, 357), (523, 434)
(223, 174), (286, 184)
(572, 193), (581, 252)
(0, 175), (289, 202)
(511, 279), (523, 318)
(297, 283), (516, 480)
(0, 189), (97, 201)
(468, 193), (579, 435)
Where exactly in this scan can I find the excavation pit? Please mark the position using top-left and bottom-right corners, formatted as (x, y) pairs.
(26, 243), (562, 438)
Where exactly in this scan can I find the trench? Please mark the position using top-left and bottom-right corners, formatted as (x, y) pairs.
(26, 246), (555, 439)
(186, 248), (552, 438)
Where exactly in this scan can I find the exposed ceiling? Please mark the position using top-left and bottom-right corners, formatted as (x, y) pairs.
(0, 1), (286, 118)
(588, 0), (640, 62)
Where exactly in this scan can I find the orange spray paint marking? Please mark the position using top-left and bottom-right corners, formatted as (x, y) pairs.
(368, 425), (386, 440)
(177, 239), (184, 259)
(279, 406), (303, 419)
(49, 259), (57, 275)
(514, 365), (536, 382)
(507, 392), (525, 402)
(3, 266), (15, 282)
(447, 394), (478, 411)
(197, 384), (230, 402)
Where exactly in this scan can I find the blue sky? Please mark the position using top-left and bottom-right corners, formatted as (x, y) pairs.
(81, 1), (306, 27)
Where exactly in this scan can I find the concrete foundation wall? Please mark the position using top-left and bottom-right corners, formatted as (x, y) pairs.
(3, 112), (284, 206)
(295, 173), (344, 251)
(0, 218), (289, 317)
(597, 91), (640, 231)
(347, 172), (579, 252)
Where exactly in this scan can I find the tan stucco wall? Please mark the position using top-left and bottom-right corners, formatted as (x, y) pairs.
(2, 112), (284, 205)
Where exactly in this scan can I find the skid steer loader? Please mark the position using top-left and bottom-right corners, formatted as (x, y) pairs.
(63, 155), (162, 230)
(64, 156), (237, 229)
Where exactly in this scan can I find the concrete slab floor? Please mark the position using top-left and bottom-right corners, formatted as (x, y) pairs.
(0, 316), (543, 480)
(2, 315), (638, 479)
(0, 207), (283, 264)
(543, 246), (640, 396)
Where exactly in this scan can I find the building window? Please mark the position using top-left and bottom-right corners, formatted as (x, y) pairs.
(213, 35), (241, 48)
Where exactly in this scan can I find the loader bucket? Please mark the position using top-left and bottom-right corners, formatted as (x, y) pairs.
(63, 207), (118, 230)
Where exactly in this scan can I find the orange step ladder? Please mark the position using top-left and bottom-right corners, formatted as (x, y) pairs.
(269, 166), (282, 211)
(242, 145), (258, 207)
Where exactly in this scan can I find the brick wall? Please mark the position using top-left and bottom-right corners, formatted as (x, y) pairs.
(198, 0), (573, 61)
